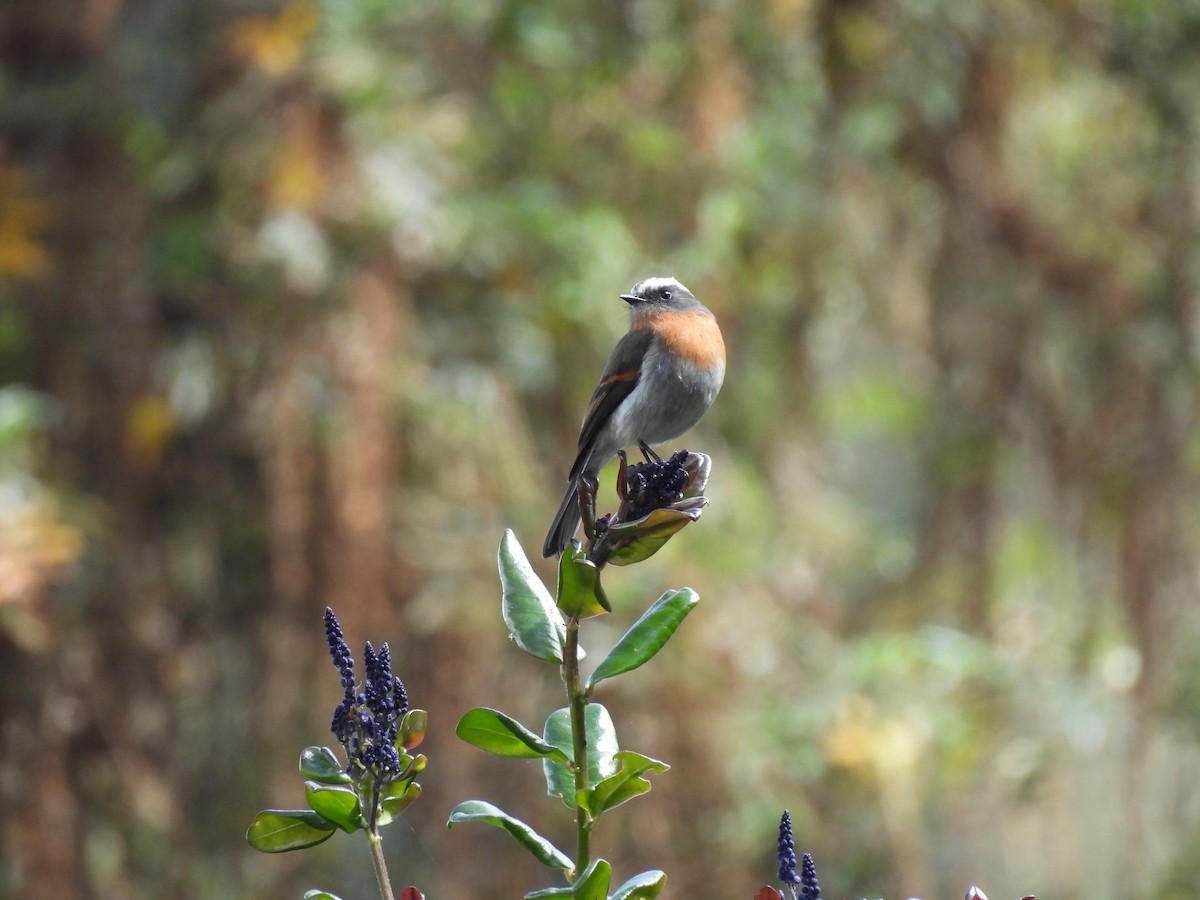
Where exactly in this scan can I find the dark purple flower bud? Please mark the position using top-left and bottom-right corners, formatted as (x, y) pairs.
(624, 450), (693, 522)
(777, 810), (800, 885)
(331, 701), (352, 743)
(363, 642), (378, 695)
(393, 675), (409, 718)
(375, 644), (395, 714)
(324, 607), (356, 697)
(799, 852), (820, 899)
(378, 643), (392, 684)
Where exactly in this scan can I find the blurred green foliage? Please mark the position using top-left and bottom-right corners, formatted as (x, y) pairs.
(4, 0), (1200, 898)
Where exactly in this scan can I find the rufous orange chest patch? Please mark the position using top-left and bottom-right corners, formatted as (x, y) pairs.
(635, 309), (726, 369)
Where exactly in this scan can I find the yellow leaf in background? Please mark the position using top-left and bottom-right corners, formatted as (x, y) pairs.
(766, 0), (815, 30)
(867, 717), (922, 779)
(823, 720), (875, 770)
(0, 495), (83, 609)
(0, 167), (50, 281)
(822, 693), (878, 770)
(823, 692), (926, 782)
(126, 394), (175, 465)
(266, 122), (325, 213)
(226, 1), (318, 77)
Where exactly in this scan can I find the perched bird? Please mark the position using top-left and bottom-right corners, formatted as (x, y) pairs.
(542, 276), (725, 558)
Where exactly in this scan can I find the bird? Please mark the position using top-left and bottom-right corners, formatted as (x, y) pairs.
(542, 276), (725, 558)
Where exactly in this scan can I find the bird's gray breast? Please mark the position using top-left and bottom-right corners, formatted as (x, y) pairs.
(609, 340), (723, 446)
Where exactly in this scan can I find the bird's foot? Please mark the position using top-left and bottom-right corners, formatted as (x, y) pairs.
(638, 441), (662, 463)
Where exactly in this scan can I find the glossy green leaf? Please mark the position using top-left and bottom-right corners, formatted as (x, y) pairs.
(457, 707), (571, 766)
(556, 545), (610, 618)
(542, 704), (619, 808)
(525, 859), (611, 900)
(304, 782), (362, 833)
(499, 529), (566, 663)
(400, 709), (427, 750)
(303, 891), (346, 900)
(447, 800), (573, 870)
(586, 589), (699, 693)
(299, 746), (350, 785)
(376, 781), (421, 825)
(246, 809), (336, 853)
(605, 506), (705, 566)
(611, 869), (667, 900)
(570, 858), (612, 900)
(383, 776), (419, 802)
(579, 751), (669, 817)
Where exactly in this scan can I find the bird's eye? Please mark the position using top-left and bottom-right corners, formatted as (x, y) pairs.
(660, 288), (672, 300)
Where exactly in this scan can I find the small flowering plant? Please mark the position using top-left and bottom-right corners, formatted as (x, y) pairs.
(752, 812), (1026, 900)
(247, 608), (427, 900)
(448, 449), (712, 898)
(753, 810), (821, 900)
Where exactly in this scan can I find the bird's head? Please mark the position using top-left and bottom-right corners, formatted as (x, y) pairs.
(620, 277), (702, 313)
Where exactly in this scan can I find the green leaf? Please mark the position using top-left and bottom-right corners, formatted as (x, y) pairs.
(569, 859), (611, 900)
(579, 751), (669, 817)
(376, 781), (421, 826)
(542, 704), (619, 808)
(611, 870), (667, 900)
(303, 891), (346, 900)
(304, 782), (362, 833)
(383, 776), (420, 801)
(500, 529), (566, 663)
(556, 545), (610, 618)
(586, 589), (699, 693)
(246, 809), (336, 853)
(447, 800), (573, 871)
(403, 753), (428, 776)
(605, 506), (704, 566)
(299, 746), (350, 785)
(400, 709), (427, 750)
(525, 859), (611, 900)
(457, 707), (571, 766)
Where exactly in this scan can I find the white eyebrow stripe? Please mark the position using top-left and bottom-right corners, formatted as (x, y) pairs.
(631, 276), (685, 295)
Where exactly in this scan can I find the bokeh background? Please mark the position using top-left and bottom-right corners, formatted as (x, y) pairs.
(4, 0), (1200, 897)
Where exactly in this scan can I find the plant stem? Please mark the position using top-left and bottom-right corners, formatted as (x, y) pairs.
(563, 614), (591, 875)
(366, 829), (396, 900)
(585, 529), (613, 568)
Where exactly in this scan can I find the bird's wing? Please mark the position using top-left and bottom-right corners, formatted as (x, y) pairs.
(568, 327), (653, 480)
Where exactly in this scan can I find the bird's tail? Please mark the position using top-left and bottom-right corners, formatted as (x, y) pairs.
(542, 480), (582, 558)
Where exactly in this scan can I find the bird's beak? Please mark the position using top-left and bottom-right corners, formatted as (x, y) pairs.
(620, 294), (640, 305)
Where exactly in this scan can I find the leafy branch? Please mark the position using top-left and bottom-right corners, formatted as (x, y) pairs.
(449, 450), (710, 899)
